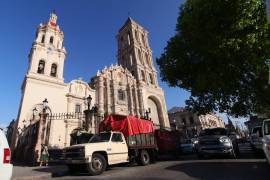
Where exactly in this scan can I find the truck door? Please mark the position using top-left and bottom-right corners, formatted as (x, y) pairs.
(109, 133), (129, 164)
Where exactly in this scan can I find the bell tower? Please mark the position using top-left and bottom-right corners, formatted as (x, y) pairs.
(117, 17), (158, 86)
(27, 12), (66, 83)
(11, 12), (68, 150)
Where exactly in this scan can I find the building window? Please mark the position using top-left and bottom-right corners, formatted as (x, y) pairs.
(50, 63), (57, 77)
(41, 35), (45, 43)
(49, 36), (54, 44)
(37, 60), (45, 74)
(75, 104), (81, 113)
(118, 89), (125, 101)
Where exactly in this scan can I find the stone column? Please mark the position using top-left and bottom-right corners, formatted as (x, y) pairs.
(34, 110), (47, 163)
(128, 84), (134, 115)
(84, 109), (92, 132)
(112, 81), (118, 113)
(64, 119), (68, 147)
(98, 76), (104, 115)
(133, 86), (140, 116)
(106, 78), (111, 114)
(138, 88), (144, 117)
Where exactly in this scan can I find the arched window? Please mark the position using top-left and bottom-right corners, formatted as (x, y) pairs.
(50, 63), (57, 77)
(49, 36), (54, 44)
(37, 60), (45, 74)
(118, 89), (125, 101)
(41, 35), (45, 43)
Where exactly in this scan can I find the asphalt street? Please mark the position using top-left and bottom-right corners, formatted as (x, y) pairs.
(53, 143), (269, 180)
(12, 143), (270, 180)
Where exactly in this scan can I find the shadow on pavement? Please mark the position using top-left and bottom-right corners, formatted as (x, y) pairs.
(33, 165), (68, 177)
(166, 161), (270, 180)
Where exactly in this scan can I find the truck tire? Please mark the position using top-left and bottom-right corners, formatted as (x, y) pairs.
(138, 150), (150, 166)
(87, 153), (107, 176)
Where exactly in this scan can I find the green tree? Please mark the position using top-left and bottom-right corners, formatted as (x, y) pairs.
(157, 0), (270, 117)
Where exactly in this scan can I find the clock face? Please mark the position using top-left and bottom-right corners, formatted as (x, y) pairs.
(47, 47), (53, 54)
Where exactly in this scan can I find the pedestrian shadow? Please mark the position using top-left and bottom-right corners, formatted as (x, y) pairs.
(165, 161), (270, 180)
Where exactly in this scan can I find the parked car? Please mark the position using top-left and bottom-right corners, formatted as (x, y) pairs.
(0, 128), (13, 180)
(197, 128), (239, 158)
(250, 126), (263, 152)
(180, 139), (194, 154)
(262, 119), (270, 164)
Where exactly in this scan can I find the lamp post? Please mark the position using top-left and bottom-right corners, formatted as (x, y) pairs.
(173, 119), (178, 130)
(84, 95), (98, 132)
(41, 99), (49, 145)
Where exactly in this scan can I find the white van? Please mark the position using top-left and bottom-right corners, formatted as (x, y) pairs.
(262, 119), (270, 164)
(0, 128), (13, 180)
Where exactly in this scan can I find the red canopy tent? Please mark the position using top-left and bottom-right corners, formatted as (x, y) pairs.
(99, 114), (155, 138)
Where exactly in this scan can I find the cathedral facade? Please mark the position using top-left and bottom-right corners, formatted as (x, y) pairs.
(12, 13), (169, 151)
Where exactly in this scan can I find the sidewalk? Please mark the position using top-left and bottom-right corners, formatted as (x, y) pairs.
(12, 165), (68, 180)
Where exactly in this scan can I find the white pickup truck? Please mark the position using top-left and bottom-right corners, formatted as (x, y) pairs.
(63, 131), (157, 175)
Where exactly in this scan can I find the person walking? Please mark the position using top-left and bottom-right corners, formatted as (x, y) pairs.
(40, 144), (49, 166)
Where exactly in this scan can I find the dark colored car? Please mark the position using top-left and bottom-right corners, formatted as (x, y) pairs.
(197, 128), (239, 158)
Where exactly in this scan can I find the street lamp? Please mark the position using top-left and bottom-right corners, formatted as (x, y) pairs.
(173, 119), (178, 130)
(84, 95), (98, 132)
(42, 98), (48, 110)
(85, 95), (92, 110)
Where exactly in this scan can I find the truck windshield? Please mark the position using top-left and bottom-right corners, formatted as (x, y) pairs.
(264, 121), (270, 135)
(89, 132), (111, 143)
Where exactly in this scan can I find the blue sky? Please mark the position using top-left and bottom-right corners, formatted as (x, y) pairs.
(0, 0), (192, 127)
(0, 0), (246, 128)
